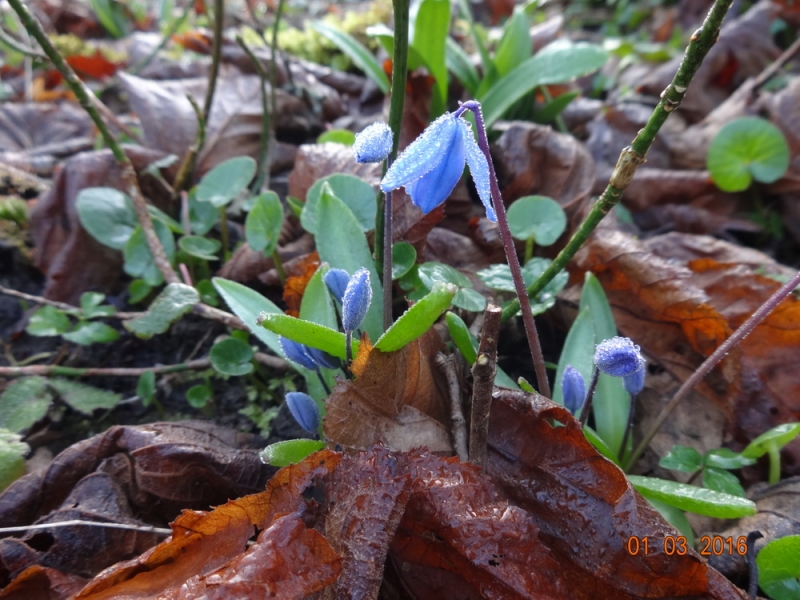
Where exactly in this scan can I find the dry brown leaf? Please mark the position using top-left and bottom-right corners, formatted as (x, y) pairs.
(286, 142), (381, 202)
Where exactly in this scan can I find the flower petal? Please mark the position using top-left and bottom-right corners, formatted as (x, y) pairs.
(459, 119), (496, 221)
(342, 267), (372, 333)
(404, 123), (466, 214)
(380, 113), (458, 193)
(353, 122), (393, 163)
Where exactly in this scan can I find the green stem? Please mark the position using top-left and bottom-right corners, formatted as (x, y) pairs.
(377, 0), (410, 332)
(767, 442), (781, 485)
(270, 0), (285, 121)
(130, 3), (191, 75)
(235, 35), (271, 193)
(271, 249), (287, 285)
(524, 236), (534, 264)
(219, 207), (230, 261)
(539, 85), (567, 133)
(501, 0), (735, 323)
(202, 0), (224, 129)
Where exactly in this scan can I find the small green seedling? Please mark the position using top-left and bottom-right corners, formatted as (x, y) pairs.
(757, 535), (800, 600)
(399, 261), (486, 312)
(26, 292), (119, 345)
(660, 445), (756, 497)
(707, 117), (790, 192)
(741, 422), (800, 484)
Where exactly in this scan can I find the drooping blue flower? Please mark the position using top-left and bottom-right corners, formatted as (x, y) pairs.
(342, 267), (372, 333)
(623, 362), (646, 395)
(323, 268), (350, 304)
(380, 112), (496, 221)
(353, 122), (393, 163)
(305, 346), (341, 370)
(562, 365), (586, 416)
(594, 337), (645, 378)
(285, 391), (320, 433)
(280, 337), (318, 370)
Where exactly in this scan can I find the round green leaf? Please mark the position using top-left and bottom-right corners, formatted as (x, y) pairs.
(186, 384), (212, 408)
(453, 287), (487, 312)
(188, 189), (218, 235)
(758, 536), (800, 600)
(317, 129), (356, 145)
(417, 262), (472, 290)
(301, 174), (377, 234)
(76, 187), (137, 250)
(742, 422), (800, 458)
(124, 283), (199, 339)
(659, 445), (703, 472)
(707, 117), (790, 192)
(245, 191), (284, 255)
(210, 337), (254, 376)
(704, 448), (756, 470)
(628, 475), (757, 518)
(179, 235), (221, 260)
(80, 292), (114, 319)
(128, 279), (153, 304)
(391, 242), (417, 280)
(196, 156), (257, 207)
(26, 306), (71, 337)
(63, 321), (119, 345)
(123, 221), (175, 287)
(259, 439), (325, 466)
(506, 195), (567, 245)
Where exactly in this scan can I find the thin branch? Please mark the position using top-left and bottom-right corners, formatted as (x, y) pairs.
(436, 352), (468, 462)
(0, 520), (172, 537)
(202, 0), (224, 126)
(235, 35), (272, 193)
(129, 3), (192, 75)
(624, 268), (800, 471)
(501, 0), (735, 323)
(469, 303), (501, 467)
(0, 25), (45, 58)
(0, 284), (141, 320)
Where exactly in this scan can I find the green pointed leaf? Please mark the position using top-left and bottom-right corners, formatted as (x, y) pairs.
(532, 91), (579, 125)
(506, 195), (567, 246)
(375, 282), (455, 353)
(76, 187), (137, 250)
(391, 242), (417, 280)
(645, 498), (695, 546)
(80, 292), (115, 319)
(583, 425), (621, 466)
(702, 467), (745, 497)
(446, 311), (477, 364)
(707, 117), (790, 192)
(210, 337), (254, 376)
(628, 475), (757, 518)
(0, 429), (29, 492)
(124, 283), (199, 338)
(196, 156), (256, 207)
(128, 279), (152, 304)
(412, 0), (450, 116)
(0, 377), (53, 433)
(315, 183), (383, 341)
(246, 191), (284, 255)
(258, 313), (351, 360)
(48, 378), (121, 414)
(259, 439), (325, 467)
(552, 306), (594, 408)
(659, 445), (703, 472)
(213, 278), (285, 358)
(703, 448), (756, 470)
(310, 21), (389, 93)
(301, 174), (377, 235)
(493, 8), (531, 77)
(63, 321), (119, 345)
(299, 265), (339, 400)
(148, 204), (183, 234)
(27, 306), (72, 337)
(758, 536), (800, 600)
(742, 422), (800, 458)
(317, 129), (356, 145)
(179, 235), (220, 260)
(445, 36), (480, 95)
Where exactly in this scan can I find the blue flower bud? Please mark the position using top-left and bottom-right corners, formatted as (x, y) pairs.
(280, 337), (318, 370)
(353, 122), (393, 163)
(305, 346), (341, 370)
(285, 391), (320, 433)
(562, 365), (586, 416)
(623, 362), (646, 395)
(323, 268), (350, 304)
(342, 267), (372, 333)
(594, 336), (645, 378)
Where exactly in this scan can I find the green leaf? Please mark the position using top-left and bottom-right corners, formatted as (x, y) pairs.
(391, 242), (417, 280)
(493, 8), (531, 77)
(758, 536), (800, 600)
(196, 156), (256, 207)
(445, 36), (480, 95)
(583, 425), (621, 466)
(446, 311), (477, 364)
(506, 195), (567, 246)
(707, 117), (790, 192)
(627, 475), (757, 518)
(0, 377), (53, 433)
(659, 445), (703, 472)
(27, 305), (71, 337)
(210, 338), (254, 376)
(123, 221), (175, 287)
(301, 174), (377, 234)
(196, 279), (220, 307)
(552, 307), (594, 408)
(317, 129), (356, 145)
(299, 265), (339, 400)
(179, 235), (220, 261)
(48, 378), (121, 414)
(412, 0), (450, 116)
(186, 384), (212, 409)
(124, 283), (199, 338)
(259, 439), (325, 467)
(417, 262), (472, 289)
(477, 259), (567, 314)
(375, 282), (456, 352)
(702, 467), (745, 497)
(742, 422), (800, 458)
(454, 287), (487, 312)
(188, 189), (218, 235)
(532, 91), (579, 125)
(147, 204), (184, 234)
(0, 429), (29, 492)
(703, 448), (756, 470)
(213, 278), (285, 358)
(481, 40), (608, 127)
(366, 23), (428, 71)
(63, 321), (119, 345)
(80, 292), (115, 318)
(258, 313), (352, 360)
(89, 0), (128, 37)
(76, 187), (137, 250)
(246, 191), (284, 255)
(310, 21), (390, 94)
(137, 371), (156, 407)
(645, 498), (695, 547)
(128, 279), (153, 304)
(314, 184), (383, 341)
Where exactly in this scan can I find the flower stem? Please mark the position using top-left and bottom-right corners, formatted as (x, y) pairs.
(767, 442), (781, 485)
(580, 368), (600, 426)
(500, 0), (735, 324)
(460, 100), (550, 398)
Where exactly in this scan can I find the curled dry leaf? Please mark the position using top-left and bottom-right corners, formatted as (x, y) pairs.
(323, 330), (452, 454)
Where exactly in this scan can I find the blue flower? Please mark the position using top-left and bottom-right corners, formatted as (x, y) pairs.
(380, 112), (496, 221)
(280, 336), (340, 370)
(562, 365), (586, 416)
(285, 391), (320, 433)
(323, 268), (350, 304)
(594, 337), (645, 378)
(623, 363), (646, 395)
(353, 122), (393, 163)
(342, 267), (372, 333)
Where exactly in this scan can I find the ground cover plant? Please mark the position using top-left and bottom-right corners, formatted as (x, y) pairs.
(1, 0), (800, 597)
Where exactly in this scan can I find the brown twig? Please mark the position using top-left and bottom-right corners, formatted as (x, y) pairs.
(469, 303), (501, 467)
(0, 284), (143, 320)
(0, 520), (172, 537)
(435, 352), (468, 462)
